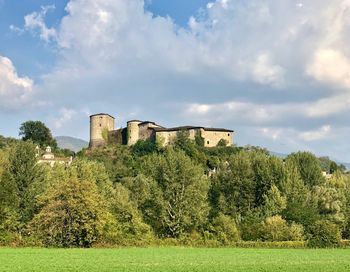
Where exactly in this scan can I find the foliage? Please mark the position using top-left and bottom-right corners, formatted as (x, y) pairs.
(141, 148), (210, 237)
(286, 152), (325, 187)
(101, 128), (109, 142)
(308, 220), (341, 248)
(1, 127), (350, 247)
(132, 139), (159, 156)
(262, 185), (287, 217)
(211, 213), (240, 244)
(28, 166), (115, 247)
(107, 184), (153, 243)
(0, 141), (47, 225)
(217, 139), (228, 147)
(19, 121), (57, 149)
(194, 132), (204, 147)
(261, 216), (304, 242)
(319, 157), (346, 174)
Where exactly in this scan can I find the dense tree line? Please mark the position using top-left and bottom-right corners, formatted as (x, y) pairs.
(0, 123), (350, 248)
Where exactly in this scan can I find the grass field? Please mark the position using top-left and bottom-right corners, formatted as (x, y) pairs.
(1, 247), (350, 272)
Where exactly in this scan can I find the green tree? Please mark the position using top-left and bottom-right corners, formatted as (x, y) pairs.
(1, 141), (46, 225)
(109, 184), (153, 242)
(132, 139), (159, 156)
(262, 185), (287, 217)
(29, 167), (114, 247)
(213, 151), (255, 216)
(141, 149), (210, 237)
(19, 121), (57, 149)
(282, 160), (319, 227)
(286, 152), (325, 187)
(311, 186), (345, 225)
(121, 175), (164, 232)
(252, 154), (287, 206)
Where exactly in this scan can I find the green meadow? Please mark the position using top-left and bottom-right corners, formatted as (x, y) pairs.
(1, 248), (350, 272)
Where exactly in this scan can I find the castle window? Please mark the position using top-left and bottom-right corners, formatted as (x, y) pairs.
(228, 133), (230, 136)
(99, 124), (102, 127)
(207, 141), (210, 145)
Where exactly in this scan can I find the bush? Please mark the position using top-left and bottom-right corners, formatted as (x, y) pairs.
(217, 139), (228, 147)
(261, 216), (305, 242)
(288, 222), (305, 241)
(261, 216), (289, 241)
(308, 220), (341, 248)
(211, 214), (240, 244)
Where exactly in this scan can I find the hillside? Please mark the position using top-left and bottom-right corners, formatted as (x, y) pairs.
(55, 136), (88, 152)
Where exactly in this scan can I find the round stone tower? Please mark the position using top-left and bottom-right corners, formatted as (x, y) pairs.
(127, 120), (141, 145)
(89, 113), (115, 148)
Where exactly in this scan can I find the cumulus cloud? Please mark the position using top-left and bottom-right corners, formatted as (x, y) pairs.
(299, 125), (332, 142)
(0, 56), (33, 110)
(307, 49), (350, 89)
(7, 0), (350, 160)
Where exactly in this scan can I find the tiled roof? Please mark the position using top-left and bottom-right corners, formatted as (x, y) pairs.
(90, 113), (115, 119)
(153, 126), (233, 133)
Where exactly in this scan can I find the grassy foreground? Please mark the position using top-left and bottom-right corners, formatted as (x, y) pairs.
(1, 247), (350, 272)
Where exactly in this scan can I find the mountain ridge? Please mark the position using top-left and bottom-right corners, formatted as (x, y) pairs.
(55, 136), (88, 153)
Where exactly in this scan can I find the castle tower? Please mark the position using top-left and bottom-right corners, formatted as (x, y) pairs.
(127, 120), (141, 145)
(89, 113), (115, 148)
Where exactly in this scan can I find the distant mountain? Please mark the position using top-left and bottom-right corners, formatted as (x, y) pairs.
(335, 161), (350, 171)
(55, 136), (88, 153)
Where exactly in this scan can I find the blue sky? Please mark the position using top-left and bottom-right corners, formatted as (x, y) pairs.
(1, 0), (350, 162)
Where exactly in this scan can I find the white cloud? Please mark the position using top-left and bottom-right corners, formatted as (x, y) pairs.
(307, 49), (350, 89)
(8, 0), (350, 160)
(53, 108), (76, 129)
(260, 127), (282, 140)
(299, 125), (331, 141)
(306, 93), (350, 117)
(252, 53), (284, 87)
(0, 56), (33, 110)
(24, 5), (57, 42)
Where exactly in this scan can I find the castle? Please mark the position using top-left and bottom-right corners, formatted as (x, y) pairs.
(89, 113), (234, 148)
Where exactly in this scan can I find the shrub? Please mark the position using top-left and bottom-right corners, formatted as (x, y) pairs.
(261, 216), (305, 242)
(261, 216), (289, 241)
(217, 139), (228, 147)
(308, 220), (341, 248)
(211, 214), (240, 244)
(288, 222), (305, 241)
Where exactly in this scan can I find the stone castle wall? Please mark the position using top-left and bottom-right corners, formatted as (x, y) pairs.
(155, 128), (233, 147)
(155, 131), (178, 146)
(89, 113), (234, 148)
(127, 121), (141, 146)
(200, 129), (233, 147)
(89, 114), (115, 148)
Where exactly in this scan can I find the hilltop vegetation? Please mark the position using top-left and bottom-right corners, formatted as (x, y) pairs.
(0, 124), (350, 248)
